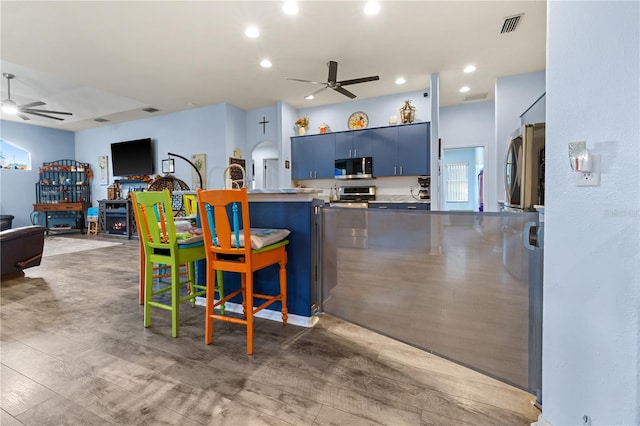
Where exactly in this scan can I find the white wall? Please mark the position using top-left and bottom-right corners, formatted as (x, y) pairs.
(543, 1), (639, 425)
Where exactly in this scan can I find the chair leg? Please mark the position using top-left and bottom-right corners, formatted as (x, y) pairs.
(171, 262), (180, 338)
(241, 273), (247, 317)
(217, 270), (225, 315)
(205, 267), (216, 345)
(188, 262), (196, 308)
(280, 258), (288, 326)
(245, 273), (254, 356)
(139, 245), (145, 305)
(144, 259), (154, 328)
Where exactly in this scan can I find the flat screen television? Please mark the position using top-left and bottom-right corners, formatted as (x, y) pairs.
(110, 138), (154, 176)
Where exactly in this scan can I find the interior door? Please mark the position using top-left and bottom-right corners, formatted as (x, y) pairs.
(264, 158), (278, 189)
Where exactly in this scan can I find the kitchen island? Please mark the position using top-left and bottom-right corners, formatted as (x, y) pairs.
(190, 188), (322, 327)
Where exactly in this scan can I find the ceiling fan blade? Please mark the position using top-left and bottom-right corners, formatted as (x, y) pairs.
(22, 108), (73, 116)
(333, 86), (357, 99)
(337, 76), (380, 86)
(22, 110), (66, 121)
(18, 101), (45, 109)
(327, 61), (338, 84)
(285, 77), (325, 85)
(306, 86), (329, 98)
(18, 113), (31, 121)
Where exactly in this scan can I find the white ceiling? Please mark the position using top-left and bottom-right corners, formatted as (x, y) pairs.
(0, 1), (546, 132)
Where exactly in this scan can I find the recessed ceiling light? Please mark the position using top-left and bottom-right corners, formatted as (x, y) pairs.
(245, 26), (260, 38)
(260, 59), (272, 68)
(282, 0), (299, 15)
(459, 86), (470, 93)
(395, 77), (406, 85)
(464, 65), (477, 73)
(364, 1), (380, 15)
(304, 95), (314, 100)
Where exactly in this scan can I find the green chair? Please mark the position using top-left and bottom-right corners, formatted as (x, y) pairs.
(131, 190), (221, 337)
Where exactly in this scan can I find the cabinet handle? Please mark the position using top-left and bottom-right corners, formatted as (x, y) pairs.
(378, 206), (388, 209)
(349, 149), (352, 158)
(354, 149), (357, 157)
(407, 206), (417, 209)
(309, 171), (313, 178)
(394, 166), (397, 175)
(314, 170), (317, 178)
(400, 166), (403, 175)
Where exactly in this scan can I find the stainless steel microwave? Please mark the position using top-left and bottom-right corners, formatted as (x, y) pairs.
(334, 157), (373, 179)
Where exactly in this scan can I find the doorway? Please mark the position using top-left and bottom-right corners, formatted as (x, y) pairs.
(251, 141), (279, 189)
(442, 147), (484, 212)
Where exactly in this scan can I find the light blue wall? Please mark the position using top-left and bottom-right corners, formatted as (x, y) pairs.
(245, 105), (278, 183)
(75, 103), (230, 202)
(0, 120), (75, 227)
(543, 1), (639, 425)
(440, 101), (495, 149)
(296, 89), (431, 134)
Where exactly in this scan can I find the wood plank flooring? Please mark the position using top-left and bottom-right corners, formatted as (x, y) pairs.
(1, 234), (539, 425)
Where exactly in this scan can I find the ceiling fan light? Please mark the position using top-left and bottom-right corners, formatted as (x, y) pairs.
(282, 1), (298, 15)
(2, 101), (18, 115)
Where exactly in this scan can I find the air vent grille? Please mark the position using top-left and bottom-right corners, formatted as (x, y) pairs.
(465, 92), (488, 102)
(93, 118), (110, 123)
(501, 14), (523, 33)
(142, 107), (160, 113)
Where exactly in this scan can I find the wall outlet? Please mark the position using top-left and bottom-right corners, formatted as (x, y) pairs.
(575, 154), (600, 186)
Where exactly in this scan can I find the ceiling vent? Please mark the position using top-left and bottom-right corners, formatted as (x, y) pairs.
(501, 14), (523, 33)
(142, 107), (160, 113)
(465, 92), (488, 102)
(93, 118), (110, 123)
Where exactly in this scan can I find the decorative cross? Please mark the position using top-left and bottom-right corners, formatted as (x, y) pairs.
(259, 116), (269, 134)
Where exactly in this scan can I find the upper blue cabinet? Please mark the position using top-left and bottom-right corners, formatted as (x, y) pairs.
(372, 122), (430, 177)
(291, 134), (336, 180)
(291, 122), (429, 180)
(335, 131), (373, 159)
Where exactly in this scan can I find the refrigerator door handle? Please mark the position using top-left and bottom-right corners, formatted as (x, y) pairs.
(523, 221), (538, 250)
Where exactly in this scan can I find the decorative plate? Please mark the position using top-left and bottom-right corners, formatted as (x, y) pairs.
(348, 111), (369, 130)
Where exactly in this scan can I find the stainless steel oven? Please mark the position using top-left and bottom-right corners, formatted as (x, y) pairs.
(504, 123), (545, 211)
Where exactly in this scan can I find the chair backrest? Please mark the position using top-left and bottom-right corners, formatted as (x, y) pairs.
(183, 194), (197, 216)
(131, 190), (179, 253)
(87, 207), (98, 218)
(196, 188), (253, 258)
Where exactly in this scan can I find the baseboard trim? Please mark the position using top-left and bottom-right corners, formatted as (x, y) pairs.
(194, 297), (317, 328)
(532, 414), (553, 426)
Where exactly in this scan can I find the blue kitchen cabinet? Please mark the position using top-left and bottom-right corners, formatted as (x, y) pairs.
(292, 133), (335, 179)
(335, 131), (372, 159)
(398, 122), (430, 176)
(372, 122), (430, 177)
(371, 126), (399, 176)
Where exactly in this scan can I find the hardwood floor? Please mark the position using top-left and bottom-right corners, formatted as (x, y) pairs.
(1, 234), (539, 425)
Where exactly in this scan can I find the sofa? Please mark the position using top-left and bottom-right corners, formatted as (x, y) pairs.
(1, 226), (46, 279)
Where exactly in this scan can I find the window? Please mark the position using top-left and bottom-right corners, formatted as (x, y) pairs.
(446, 162), (469, 202)
(0, 139), (31, 170)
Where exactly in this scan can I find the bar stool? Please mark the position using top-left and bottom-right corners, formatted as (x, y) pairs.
(87, 207), (99, 235)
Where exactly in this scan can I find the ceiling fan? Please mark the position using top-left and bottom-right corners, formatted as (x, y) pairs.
(1, 73), (73, 121)
(286, 60), (380, 99)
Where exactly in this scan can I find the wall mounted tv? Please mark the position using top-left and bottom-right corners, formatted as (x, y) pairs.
(110, 138), (154, 177)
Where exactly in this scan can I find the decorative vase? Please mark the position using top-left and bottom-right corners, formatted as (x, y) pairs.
(297, 126), (307, 136)
(400, 100), (416, 124)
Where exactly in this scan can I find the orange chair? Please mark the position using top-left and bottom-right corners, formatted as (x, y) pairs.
(197, 187), (288, 355)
